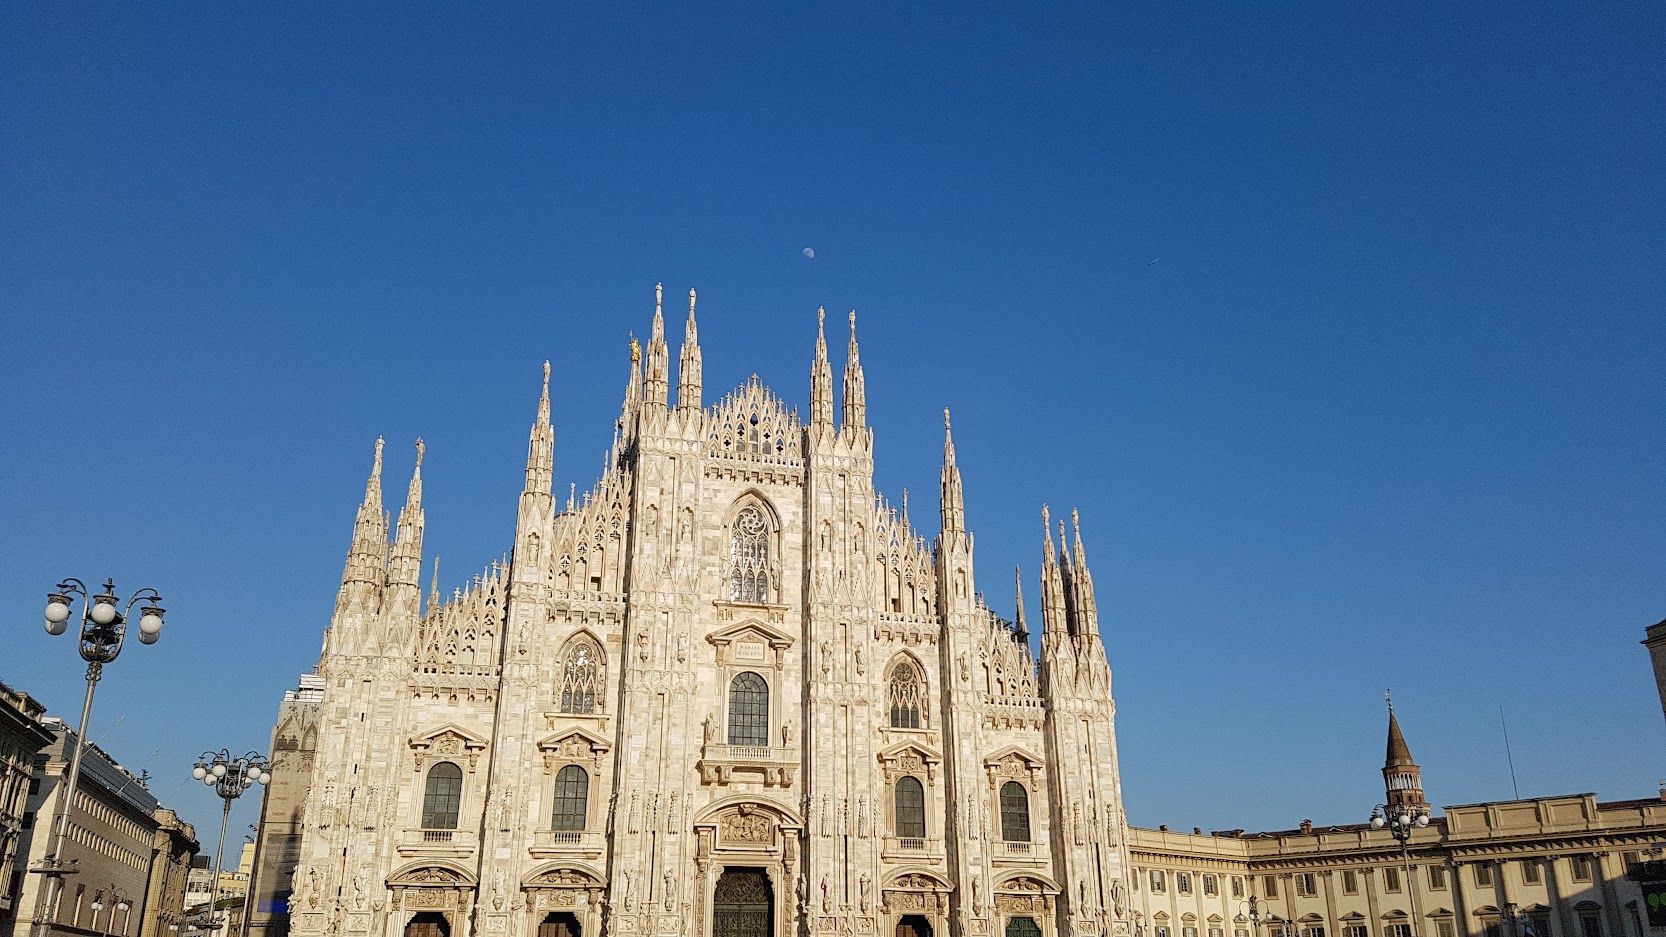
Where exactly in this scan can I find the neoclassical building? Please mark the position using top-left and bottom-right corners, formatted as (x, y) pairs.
(282, 290), (1133, 937)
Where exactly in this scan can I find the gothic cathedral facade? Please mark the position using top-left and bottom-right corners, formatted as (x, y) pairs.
(287, 289), (1133, 937)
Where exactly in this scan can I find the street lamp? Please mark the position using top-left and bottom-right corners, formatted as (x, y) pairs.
(30, 579), (165, 937)
(1246, 896), (1296, 937)
(190, 751), (271, 932)
(1369, 802), (1431, 937)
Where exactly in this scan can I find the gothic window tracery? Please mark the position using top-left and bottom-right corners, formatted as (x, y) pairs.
(550, 765), (588, 831)
(559, 638), (602, 714)
(895, 776), (926, 839)
(888, 660), (926, 728)
(728, 672), (770, 746)
(728, 506), (770, 603)
(421, 762), (463, 830)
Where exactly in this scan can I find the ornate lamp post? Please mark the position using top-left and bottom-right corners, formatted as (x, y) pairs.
(190, 751), (272, 932)
(1369, 801), (1431, 937)
(30, 579), (165, 937)
(1246, 896), (1295, 937)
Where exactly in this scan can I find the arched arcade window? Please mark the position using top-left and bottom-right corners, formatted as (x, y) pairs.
(421, 762), (463, 830)
(550, 765), (589, 831)
(1000, 780), (1031, 842)
(729, 507), (770, 603)
(895, 776), (926, 839)
(728, 672), (770, 746)
(559, 638), (602, 714)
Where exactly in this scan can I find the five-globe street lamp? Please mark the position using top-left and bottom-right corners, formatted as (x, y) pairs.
(190, 751), (271, 932)
(30, 579), (165, 937)
(1369, 802), (1432, 937)
(1246, 895), (1296, 937)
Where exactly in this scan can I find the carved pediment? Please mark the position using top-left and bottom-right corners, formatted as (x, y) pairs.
(716, 803), (779, 846)
(983, 746), (1044, 789)
(526, 867), (601, 888)
(409, 724), (490, 773)
(390, 864), (472, 887)
(1207, 915), (1224, 924)
(707, 619), (795, 667)
(536, 729), (611, 769)
(884, 871), (950, 893)
(879, 740), (944, 784)
(995, 873), (1059, 895)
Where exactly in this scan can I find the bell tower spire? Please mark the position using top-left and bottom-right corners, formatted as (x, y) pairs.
(841, 309), (867, 430)
(1383, 694), (1429, 810)
(676, 288), (702, 412)
(644, 283), (669, 408)
(810, 307), (834, 430)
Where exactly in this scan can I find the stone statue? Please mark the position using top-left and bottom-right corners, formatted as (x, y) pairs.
(352, 865), (368, 910)
(664, 871), (675, 910)
(821, 875), (832, 913)
(782, 720), (795, 747)
(971, 875), (982, 914)
(859, 874), (871, 913)
(703, 714), (718, 744)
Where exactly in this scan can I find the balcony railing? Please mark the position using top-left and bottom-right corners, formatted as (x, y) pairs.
(996, 840), (1035, 857)
(698, 743), (799, 787)
(530, 829), (604, 858)
(398, 828), (478, 856)
(898, 838), (926, 851)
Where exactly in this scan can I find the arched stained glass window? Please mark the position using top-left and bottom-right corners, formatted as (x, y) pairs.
(895, 776), (926, 839)
(550, 765), (589, 831)
(1000, 781), (1031, 842)
(559, 639), (601, 714)
(727, 672), (770, 746)
(888, 661), (925, 728)
(421, 762), (463, 830)
(729, 507), (770, 603)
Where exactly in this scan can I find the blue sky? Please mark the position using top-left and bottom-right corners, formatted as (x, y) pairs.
(3, 3), (1663, 859)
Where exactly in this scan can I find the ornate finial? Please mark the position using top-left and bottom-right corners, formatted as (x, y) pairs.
(818, 306), (826, 327)
(542, 359), (551, 388)
(655, 282), (663, 316)
(902, 488), (910, 517)
(629, 333), (641, 363)
(374, 435), (385, 462)
(689, 287), (697, 314)
(944, 407), (952, 430)
(849, 309), (857, 328)
(567, 481), (576, 512)
(1386, 689), (1393, 712)
(414, 437), (425, 469)
(1071, 507), (1080, 532)
(1042, 503), (1051, 528)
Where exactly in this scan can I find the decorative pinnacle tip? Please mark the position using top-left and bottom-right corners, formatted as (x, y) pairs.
(542, 360), (551, 385)
(818, 306), (826, 325)
(1041, 503), (1051, 525)
(944, 407), (952, 429)
(849, 309), (857, 328)
(1072, 507), (1080, 530)
(414, 438), (425, 468)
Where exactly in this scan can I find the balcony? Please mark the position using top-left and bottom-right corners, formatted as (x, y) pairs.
(697, 743), (798, 786)
(529, 829), (606, 859)
(397, 828), (478, 858)
(994, 840), (1045, 864)
(882, 836), (944, 863)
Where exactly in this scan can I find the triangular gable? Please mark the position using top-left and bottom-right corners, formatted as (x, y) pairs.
(707, 618), (795, 667)
(409, 723), (490, 772)
(536, 728), (612, 769)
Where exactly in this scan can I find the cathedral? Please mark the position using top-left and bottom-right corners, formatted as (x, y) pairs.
(280, 288), (1133, 937)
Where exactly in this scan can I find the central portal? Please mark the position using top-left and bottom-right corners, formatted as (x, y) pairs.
(713, 868), (773, 937)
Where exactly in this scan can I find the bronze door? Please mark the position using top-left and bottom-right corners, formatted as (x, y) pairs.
(713, 869), (773, 937)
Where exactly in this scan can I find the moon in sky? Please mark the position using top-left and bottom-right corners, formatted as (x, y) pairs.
(802, 247), (815, 259)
